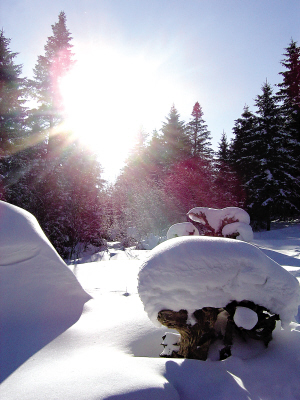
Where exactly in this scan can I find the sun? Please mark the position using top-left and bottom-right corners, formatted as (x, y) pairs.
(59, 43), (181, 180)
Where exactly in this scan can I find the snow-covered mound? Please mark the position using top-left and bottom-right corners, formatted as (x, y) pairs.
(188, 206), (253, 241)
(138, 236), (299, 327)
(167, 222), (199, 239)
(0, 201), (91, 381)
(222, 221), (254, 241)
(0, 201), (91, 320)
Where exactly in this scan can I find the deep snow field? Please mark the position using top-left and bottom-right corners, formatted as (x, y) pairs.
(1, 201), (300, 399)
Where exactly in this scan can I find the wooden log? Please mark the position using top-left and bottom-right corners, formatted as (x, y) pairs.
(157, 307), (220, 360)
(157, 300), (279, 361)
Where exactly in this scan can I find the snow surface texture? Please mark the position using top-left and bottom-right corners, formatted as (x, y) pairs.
(138, 236), (299, 327)
(160, 332), (180, 356)
(234, 307), (258, 330)
(1, 222), (300, 399)
(188, 206), (253, 241)
(167, 222), (200, 239)
(0, 201), (91, 382)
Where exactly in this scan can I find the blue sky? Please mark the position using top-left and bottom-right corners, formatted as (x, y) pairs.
(1, 0), (300, 179)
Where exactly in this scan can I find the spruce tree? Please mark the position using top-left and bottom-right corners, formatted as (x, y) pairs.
(214, 131), (245, 208)
(0, 30), (27, 202)
(277, 39), (300, 199)
(230, 105), (258, 189)
(160, 104), (190, 166)
(30, 11), (74, 145)
(248, 81), (299, 228)
(217, 131), (230, 162)
(187, 101), (213, 159)
(25, 13), (106, 258)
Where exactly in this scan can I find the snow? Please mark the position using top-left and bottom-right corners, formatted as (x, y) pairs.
(160, 333), (180, 356)
(138, 236), (299, 327)
(222, 221), (254, 241)
(188, 206), (251, 231)
(1, 203), (300, 399)
(233, 307), (258, 330)
(167, 221), (199, 239)
(187, 206), (253, 241)
(0, 201), (91, 381)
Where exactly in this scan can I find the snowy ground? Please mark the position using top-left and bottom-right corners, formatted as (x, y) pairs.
(1, 217), (300, 399)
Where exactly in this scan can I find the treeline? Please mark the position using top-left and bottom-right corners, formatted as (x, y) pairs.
(0, 13), (108, 258)
(1, 12), (299, 258)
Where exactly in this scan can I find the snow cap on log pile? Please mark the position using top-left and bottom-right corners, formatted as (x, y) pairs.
(138, 236), (299, 327)
(187, 206), (253, 241)
(188, 207), (250, 230)
(167, 222), (199, 240)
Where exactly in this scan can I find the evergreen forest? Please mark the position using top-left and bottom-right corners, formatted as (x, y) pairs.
(1, 12), (300, 259)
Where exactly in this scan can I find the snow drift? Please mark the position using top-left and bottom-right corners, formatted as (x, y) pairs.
(0, 201), (91, 382)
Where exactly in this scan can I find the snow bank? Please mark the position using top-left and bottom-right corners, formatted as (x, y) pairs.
(0, 201), (91, 321)
(138, 236), (299, 327)
(0, 201), (91, 381)
(167, 222), (199, 240)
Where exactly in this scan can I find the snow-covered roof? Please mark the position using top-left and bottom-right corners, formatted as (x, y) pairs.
(138, 236), (299, 327)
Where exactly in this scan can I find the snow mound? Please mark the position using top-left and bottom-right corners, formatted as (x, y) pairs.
(0, 201), (91, 322)
(188, 206), (253, 241)
(233, 306), (258, 330)
(222, 221), (254, 241)
(167, 222), (199, 240)
(138, 236), (299, 327)
(0, 201), (91, 381)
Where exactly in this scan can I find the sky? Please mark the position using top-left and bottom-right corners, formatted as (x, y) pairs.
(1, 0), (300, 181)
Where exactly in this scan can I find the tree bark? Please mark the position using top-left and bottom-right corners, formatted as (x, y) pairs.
(157, 308), (220, 360)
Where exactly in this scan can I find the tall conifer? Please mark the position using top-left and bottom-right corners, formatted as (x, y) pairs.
(277, 39), (300, 199)
(248, 82), (299, 228)
(30, 11), (74, 142)
(160, 105), (190, 166)
(0, 30), (27, 202)
(187, 102), (212, 159)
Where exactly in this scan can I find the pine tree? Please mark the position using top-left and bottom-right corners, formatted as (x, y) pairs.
(30, 11), (74, 144)
(217, 131), (230, 162)
(187, 102), (213, 159)
(160, 104), (190, 166)
(277, 39), (300, 196)
(230, 105), (258, 188)
(25, 13), (106, 258)
(214, 131), (245, 208)
(248, 81), (299, 228)
(0, 30), (27, 202)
